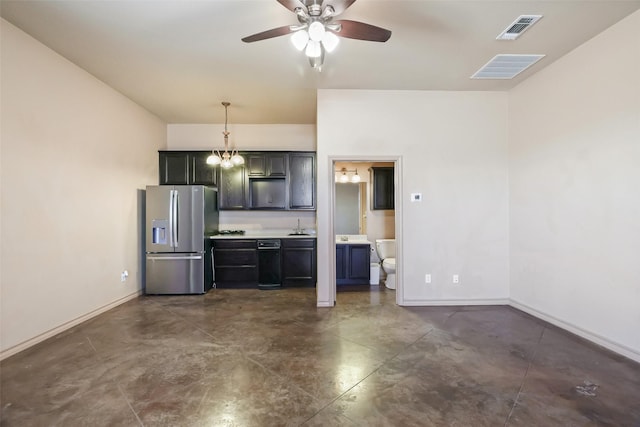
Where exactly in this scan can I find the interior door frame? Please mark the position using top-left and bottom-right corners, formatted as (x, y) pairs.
(328, 155), (403, 305)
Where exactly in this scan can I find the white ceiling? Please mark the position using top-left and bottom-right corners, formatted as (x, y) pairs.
(2, 0), (639, 124)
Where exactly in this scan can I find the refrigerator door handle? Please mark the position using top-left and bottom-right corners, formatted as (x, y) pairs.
(147, 255), (203, 261)
(168, 190), (175, 247)
(173, 190), (179, 248)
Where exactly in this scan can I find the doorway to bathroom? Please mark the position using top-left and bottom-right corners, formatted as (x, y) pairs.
(332, 158), (400, 301)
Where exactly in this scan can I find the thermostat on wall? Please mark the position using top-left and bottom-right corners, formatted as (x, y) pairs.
(410, 193), (422, 202)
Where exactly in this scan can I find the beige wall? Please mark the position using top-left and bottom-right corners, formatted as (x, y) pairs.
(317, 90), (510, 307)
(0, 20), (166, 356)
(509, 11), (640, 361)
(167, 124), (316, 151)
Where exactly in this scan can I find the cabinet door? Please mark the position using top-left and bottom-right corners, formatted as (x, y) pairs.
(289, 153), (316, 210)
(247, 153), (266, 177)
(248, 153), (287, 177)
(249, 179), (286, 209)
(282, 239), (316, 286)
(335, 245), (346, 281)
(372, 167), (394, 210)
(266, 154), (287, 177)
(348, 245), (371, 281)
(159, 152), (189, 185)
(219, 166), (247, 209)
(337, 244), (370, 285)
(191, 152), (217, 186)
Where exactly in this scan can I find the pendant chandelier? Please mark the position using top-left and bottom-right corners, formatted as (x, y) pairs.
(206, 102), (244, 168)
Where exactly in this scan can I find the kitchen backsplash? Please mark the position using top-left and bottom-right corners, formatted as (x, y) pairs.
(219, 210), (316, 231)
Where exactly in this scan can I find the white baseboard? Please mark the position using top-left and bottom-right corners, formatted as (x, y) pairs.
(317, 301), (335, 307)
(400, 298), (510, 306)
(0, 291), (142, 361)
(509, 299), (640, 363)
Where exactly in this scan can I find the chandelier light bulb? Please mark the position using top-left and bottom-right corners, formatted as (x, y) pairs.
(207, 153), (221, 165)
(308, 21), (326, 42)
(305, 40), (322, 58)
(291, 30), (309, 51)
(321, 31), (339, 53)
(221, 158), (233, 169)
(231, 153), (245, 165)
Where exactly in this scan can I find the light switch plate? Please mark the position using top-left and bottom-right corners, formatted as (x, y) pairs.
(411, 193), (422, 202)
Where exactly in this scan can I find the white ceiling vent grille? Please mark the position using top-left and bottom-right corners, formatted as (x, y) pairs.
(497, 15), (542, 40)
(471, 54), (545, 79)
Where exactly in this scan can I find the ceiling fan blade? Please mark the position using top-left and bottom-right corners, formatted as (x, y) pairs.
(276, 0), (307, 12)
(241, 26), (294, 43)
(333, 19), (391, 42)
(323, 0), (357, 16)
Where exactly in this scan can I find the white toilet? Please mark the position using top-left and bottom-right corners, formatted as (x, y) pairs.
(375, 239), (396, 290)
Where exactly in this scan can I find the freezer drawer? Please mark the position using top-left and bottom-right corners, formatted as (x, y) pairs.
(146, 253), (205, 294)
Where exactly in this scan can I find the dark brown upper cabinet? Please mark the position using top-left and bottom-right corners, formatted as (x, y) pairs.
(371, 166), (394, 210)
(218, 164), (247, 209)
(247, 153), (287, 177)
(159, 150), (315, 211)
(158, 151), (217, 186)
(289, 152), (316, 210)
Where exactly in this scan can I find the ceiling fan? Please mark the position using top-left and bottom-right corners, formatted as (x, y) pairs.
(241, 0), (392, 69)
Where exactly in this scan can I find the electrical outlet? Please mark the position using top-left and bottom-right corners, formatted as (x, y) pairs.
(425, 274), (432, 284)
(121, 270), (129, 282)
(453, 274), (459, 284)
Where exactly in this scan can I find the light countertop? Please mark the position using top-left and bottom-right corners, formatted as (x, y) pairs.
(208, 229), (316, 239)
(335, 234), (373, 245)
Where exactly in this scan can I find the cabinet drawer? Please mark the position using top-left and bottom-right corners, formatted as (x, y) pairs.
(282, 238), (315, 248)
(215, 266), (258, 282)
(213, 240), (256, 249)
(214, 249), (257, 266)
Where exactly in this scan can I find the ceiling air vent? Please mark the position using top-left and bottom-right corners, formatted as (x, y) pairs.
(497, 15), (542, 40)
(471, 54), (545, 79)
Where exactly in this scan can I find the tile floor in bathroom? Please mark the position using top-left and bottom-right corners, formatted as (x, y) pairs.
(1, 287), (639, 426)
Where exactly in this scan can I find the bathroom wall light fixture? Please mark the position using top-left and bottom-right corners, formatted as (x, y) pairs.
(335, 168), (360, 183)
(206, 102), (244, 169)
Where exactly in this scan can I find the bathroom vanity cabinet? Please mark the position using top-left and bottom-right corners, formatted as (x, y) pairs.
(336, 244), (371, 285)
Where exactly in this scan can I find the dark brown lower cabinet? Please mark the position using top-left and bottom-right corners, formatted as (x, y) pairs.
(282, 239), (316, 287)
(336, 244), (370, 285)
(212, 239), (257, 288)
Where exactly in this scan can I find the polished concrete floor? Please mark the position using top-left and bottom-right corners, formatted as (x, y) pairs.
(2, 287), (639, 426)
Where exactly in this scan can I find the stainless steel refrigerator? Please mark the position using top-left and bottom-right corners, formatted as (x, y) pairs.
(145, 185), (218, 294)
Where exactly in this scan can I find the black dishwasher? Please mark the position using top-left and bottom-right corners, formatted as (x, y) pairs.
(257, 240), (281, 290)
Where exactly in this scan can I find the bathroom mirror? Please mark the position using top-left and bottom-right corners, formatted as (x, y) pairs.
(335, 182), (367, 234)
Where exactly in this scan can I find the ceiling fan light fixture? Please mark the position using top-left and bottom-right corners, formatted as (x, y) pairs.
(309, 52), (324, 69)
(322, 31), (339, 53)
(308, 21), (325, 42)
(305, 40), (322, 58)
(241, 1), (391, 69)
(291, 30), (309, 51)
